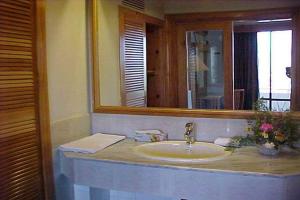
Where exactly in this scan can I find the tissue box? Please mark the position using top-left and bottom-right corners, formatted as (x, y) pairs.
(134, 130), (167, 142)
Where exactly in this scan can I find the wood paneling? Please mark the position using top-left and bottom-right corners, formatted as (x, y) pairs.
(146, 24), (166, 107)
(0, 0), (53, 199)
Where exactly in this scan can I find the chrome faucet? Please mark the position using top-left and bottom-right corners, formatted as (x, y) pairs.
(184, 122), (195, 144)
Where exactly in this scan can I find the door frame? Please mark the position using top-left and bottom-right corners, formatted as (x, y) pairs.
(36, 0), (55, 199)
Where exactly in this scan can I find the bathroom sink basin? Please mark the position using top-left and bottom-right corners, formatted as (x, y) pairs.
(134, 141), (231, 163)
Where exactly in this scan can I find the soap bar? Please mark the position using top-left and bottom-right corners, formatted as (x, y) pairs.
(134, 129), (167, 142)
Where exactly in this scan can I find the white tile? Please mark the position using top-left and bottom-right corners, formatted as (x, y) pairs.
(110, 190), (135, 200)
(74, 184), (90, 200)
(135, 192), (174, 200)
(92, 114), (248, 142)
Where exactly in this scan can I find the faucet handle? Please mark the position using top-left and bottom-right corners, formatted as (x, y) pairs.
(185, 122), (194, 132)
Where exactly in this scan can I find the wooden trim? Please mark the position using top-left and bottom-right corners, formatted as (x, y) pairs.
(166, 7), (298, 23)
(119, 6), (164, 26)
(90, 4), (300, 119)
(35, 0), (55, 199)
(225, 21), (234, 109)
(234, 20), (292, 33)
(88, 0), (101, 110)
(119, 6), (126, 106)
(94, 106), (300, 120)
(165, 16), (178, 107)
(291, 8), (300, 111)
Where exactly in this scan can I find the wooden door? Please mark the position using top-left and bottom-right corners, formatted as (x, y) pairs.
(119, 7), (147, 107)
(0, 0), (53, 199)
(176, 21), (233, 109)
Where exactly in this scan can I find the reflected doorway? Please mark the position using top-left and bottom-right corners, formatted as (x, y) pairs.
(186, 30), (225, 109)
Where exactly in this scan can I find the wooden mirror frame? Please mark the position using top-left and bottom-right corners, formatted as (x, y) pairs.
(88, 0), (300, 119)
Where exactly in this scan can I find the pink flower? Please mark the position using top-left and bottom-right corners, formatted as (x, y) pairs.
(260, 123), (273, 132)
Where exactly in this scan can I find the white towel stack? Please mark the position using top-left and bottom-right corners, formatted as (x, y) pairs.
(59, 133), (126, 154)
(214, 137), (233, 147)
(134, 129), (167, 142)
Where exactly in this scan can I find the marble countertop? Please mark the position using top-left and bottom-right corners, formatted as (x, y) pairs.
(62, 139), (300, 177)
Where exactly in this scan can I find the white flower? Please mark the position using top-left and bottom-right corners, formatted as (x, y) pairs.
(263, 142), (275, 149)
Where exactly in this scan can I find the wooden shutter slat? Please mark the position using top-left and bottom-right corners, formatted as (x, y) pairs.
(0, 147), (39, 165)
(0, 27), (32, 36)
(0, 98), (34, 106)
(0, 15), (31, 24)
(0, 162), (39, 182)
(0, 40), (32, 48)
(0, 90), (34, 98)
(0, 2), (31, 13)
(0, 19), (32, 30)
(0, 36), (32, 44)
(0, 120), (35, 133)
(0, 103), (35, 110)
(0, 50), (32, 56)
(0, 57), (32, 62)
(0, 9), (31, 21)
(0, 70), (33, 75)
(0, 44), (32, 52)
(14, 0), (31, 5)
(2, 176), (41, 198)
(0, 135), (38, 149)
(0, 54), (32, 59)
(0, 122), (35, 135)
(1, 0), (31, 9)
(0, 5), (31, 17)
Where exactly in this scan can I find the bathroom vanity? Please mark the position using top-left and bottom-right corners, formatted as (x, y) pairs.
(60, 139), (300, 200)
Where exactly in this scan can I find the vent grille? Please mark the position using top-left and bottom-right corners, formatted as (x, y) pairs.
(122, 0), (145, 12)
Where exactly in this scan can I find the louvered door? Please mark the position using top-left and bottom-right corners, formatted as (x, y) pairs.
(0, 0), (51, 199)
(120, 8), (147, 107)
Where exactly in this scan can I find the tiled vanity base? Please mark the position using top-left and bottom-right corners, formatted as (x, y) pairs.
(60, 140), (300, 200)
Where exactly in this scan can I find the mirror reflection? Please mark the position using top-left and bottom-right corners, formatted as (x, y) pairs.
(97, 0), (299, 111)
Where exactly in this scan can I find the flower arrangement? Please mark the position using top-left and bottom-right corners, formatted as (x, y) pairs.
(251, 100), (299, 154)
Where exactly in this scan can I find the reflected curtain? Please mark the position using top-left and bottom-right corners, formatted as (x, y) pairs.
(234, 32), (259, 110)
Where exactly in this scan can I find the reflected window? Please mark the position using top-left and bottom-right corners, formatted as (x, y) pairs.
(257, 30), (292, 111)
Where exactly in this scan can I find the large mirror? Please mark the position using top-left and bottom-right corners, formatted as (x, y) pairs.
(90, 0), (300, 117)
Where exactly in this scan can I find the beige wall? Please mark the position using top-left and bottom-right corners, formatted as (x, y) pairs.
(46, 0), (90, 199)
(46, 0), (89, 122)
(98, 0), (121, 106)
(98, 0), (164, 106)
(164, 0), (300, 13)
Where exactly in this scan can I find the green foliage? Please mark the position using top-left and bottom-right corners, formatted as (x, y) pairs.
(228, 135), (256, 148)
(250, 99), (300, 148)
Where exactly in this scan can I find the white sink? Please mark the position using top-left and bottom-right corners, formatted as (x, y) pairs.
(134, 141), (231, 163)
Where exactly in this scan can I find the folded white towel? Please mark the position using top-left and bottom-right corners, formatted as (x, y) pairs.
(59, 133), (126, 154)
(214, 137), (232, 147)
(134, 129), (167, 142)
